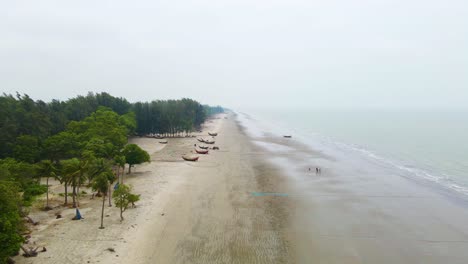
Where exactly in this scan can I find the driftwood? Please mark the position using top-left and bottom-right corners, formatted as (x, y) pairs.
(20, 246), (46, 258)
(25, 217), (39, 226)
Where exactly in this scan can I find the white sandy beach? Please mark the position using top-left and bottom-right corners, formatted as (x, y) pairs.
(15, 112), (468, 264)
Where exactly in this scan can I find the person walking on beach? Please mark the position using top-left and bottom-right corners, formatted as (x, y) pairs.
(316, 167), (319, 174)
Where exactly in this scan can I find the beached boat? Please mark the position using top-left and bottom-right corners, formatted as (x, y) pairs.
(182, 155), (199, 162)
(159, 140), (168, 144)
(199, 145), (209, 149)
(195, 149), (209, 154)
(283, 135), (292, 138)
(208, 132), (218, 136)
(204, 140), (215, 144)
(197, 138), (205, 143)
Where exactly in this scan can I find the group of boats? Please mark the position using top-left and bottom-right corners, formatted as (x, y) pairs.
(182, 132), (218, 162)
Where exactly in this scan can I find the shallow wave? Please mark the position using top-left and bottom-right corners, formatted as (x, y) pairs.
(236, 111), (468, 197)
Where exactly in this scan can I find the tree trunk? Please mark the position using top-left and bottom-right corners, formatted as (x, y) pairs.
(122, 166), (125, 184)
(108, 185), (112, 207)
(64, 182), (68, 205)
(128, 165), (132, 174)
(46, 177), (49, 208)
(120, 194), (124, 221)
(76, 184), (80, 207)
(100, 194), (105, 229)
(72, 179), (77, 208)
(116, 167), (120, 184)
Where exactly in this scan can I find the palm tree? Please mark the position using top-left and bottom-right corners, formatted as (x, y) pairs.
(61, 158), (87, 208)
(36, 160), (57, 210)
(93, 171), (112, 229)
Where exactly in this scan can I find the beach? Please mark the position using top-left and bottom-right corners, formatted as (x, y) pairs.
(15, 112), (468, 264)
(15, 113), (292, 264)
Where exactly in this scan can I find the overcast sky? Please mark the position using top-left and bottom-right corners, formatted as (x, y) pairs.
(1, 0), (467, 110)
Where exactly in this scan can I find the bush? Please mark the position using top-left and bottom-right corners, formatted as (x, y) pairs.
(0, 181), (24, 262)
(22, 183), (47, 205)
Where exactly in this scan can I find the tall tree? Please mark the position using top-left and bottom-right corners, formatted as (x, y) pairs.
(36, 160), (57, 210)
(122, 144), (150, 174)
(92, 172), (112, 229)
(61, 158), (87, 208)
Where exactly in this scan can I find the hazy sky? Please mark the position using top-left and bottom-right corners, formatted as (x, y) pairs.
(1, 0), (467, 109)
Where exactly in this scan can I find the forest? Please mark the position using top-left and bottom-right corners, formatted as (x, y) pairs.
(0, 92), (223, 263)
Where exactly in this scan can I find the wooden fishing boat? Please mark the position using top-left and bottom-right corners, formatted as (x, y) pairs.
(283, 135), (292, 138)
(182, 155), (199, 162)
(159, 140), (168, 144)
(199, 145), (209, 149)
(205, 140), (215, 144)
(197, 138), (205, 143)
(195, 149), (209, 154)
(208, 132), (218, 136)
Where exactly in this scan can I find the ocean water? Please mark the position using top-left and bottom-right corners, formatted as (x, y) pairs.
(237, 109), (468, 195)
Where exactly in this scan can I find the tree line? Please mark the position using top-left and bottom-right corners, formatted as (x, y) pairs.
(0, 92), (223, 160)
(0, 92), (223, 263)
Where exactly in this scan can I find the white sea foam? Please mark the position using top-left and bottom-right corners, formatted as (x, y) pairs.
(252, 141), (295, 153)
(236, 111), (468, 196)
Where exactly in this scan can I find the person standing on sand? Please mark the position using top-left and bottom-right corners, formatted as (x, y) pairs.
(316, 167), (319, 174)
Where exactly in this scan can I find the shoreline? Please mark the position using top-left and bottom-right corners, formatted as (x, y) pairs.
(239, 113), (468, 263)
(16, 111), (468, 263)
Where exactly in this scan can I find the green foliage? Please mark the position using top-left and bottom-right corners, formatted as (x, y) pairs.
(113, 184), (140, 220)
(120, 112), (137, 134)
(112, 184), (131, 211)
(114, 155), (126, 168)
(132, 98), (211, 135)
(87, 157), (112, 183)
(0, 92), (220, 160)
(123, 144), (150, 173)
(0, 181), (24, 262)
(43, 131), (79, 161)
(128, 193), (141, 205)
(13, 135), (40, 163)
(92, 172), (112, 194)
(204, 105), (225, 116)
(22, 183), (47, 205)
(36, 160), (57, 179)
(0, 92), (132, 159)
(0, 159), (39, 198)
(67, 107), (129, 159)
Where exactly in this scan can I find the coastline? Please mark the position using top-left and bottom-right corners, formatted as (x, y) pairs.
(15, 111), (468, 264)
(240, 113), (468, 263)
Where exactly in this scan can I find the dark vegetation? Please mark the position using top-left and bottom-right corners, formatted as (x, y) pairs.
(0, 92), (223, 263)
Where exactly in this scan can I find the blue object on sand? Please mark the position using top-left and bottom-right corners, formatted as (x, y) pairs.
(114, 182), (119, 190)
(75, 208), (83, 220)
(251, 192), (288, 197)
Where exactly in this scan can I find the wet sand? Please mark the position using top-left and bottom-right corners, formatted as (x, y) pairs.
(247, 125), (468, 264)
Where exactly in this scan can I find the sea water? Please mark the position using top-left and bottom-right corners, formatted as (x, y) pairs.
(237, 109), (468, 195)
